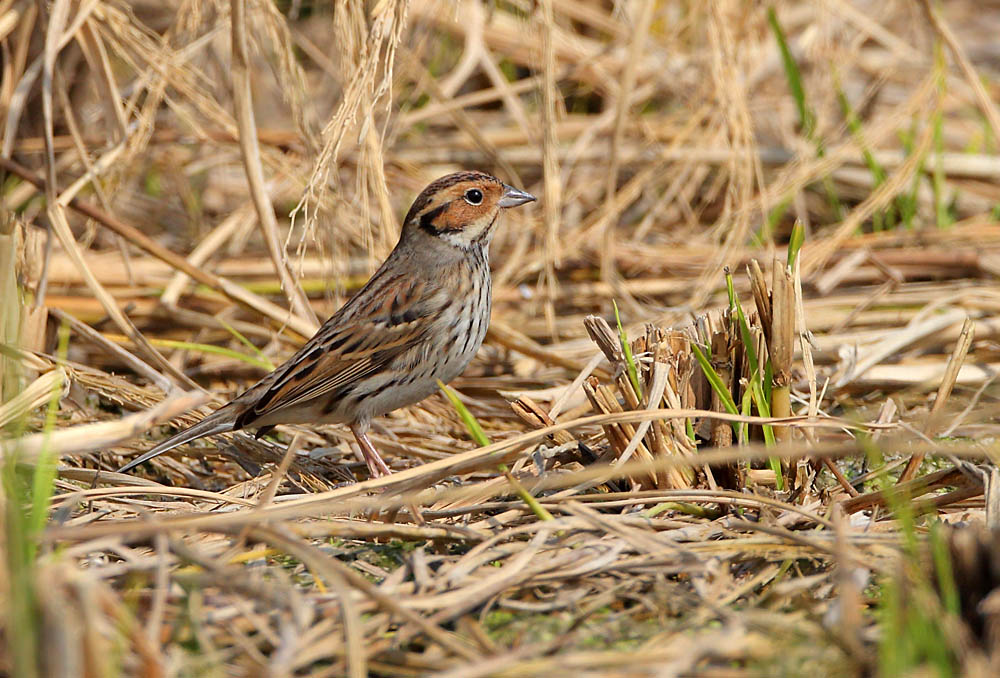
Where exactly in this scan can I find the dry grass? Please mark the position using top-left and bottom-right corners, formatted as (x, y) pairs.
(3, 0), (1000, 675)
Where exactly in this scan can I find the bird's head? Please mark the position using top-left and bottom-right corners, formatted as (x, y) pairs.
(401, 171), (535, 251)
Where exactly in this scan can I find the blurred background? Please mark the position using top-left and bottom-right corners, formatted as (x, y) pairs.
(10, 0), (1000, 346)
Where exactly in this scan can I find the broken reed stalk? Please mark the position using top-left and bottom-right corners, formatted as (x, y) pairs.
(509, 396), (577, 449)
(654, 334), (697, 489)
(582, 374), (658, 486)
(898, 316), (976, 484)
(708, 325), (736, 489)
(770, 261), (797, 487)
(1, 219), (23, 400)
(727, 267), (783, 489)
(842, 466), (982, 515)
(769, 263), (796, 435)
(582, 315), (694, 489)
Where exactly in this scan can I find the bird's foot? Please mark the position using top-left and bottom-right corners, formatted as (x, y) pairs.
(350, 424), (393, 478)
(349, 425), (425, 525)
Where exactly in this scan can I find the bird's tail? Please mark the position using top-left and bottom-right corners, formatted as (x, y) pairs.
(117, 411), (235, 473)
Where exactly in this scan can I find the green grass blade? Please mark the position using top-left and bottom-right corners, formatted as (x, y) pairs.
(749, 373), (783, 490)
(768, 7), (812, 138)
(929, 522), (960, 617)
(139, 336), (274, 370)
(725, 272), (784, 487)
(739, 385), (753, 445)
(725, 271), (760, 374)
(499, 464), (554, 521)
(931, 40), (953, 229)
(690, 342), (739, 437)
(759, 195), (793, 246)
(613, 300), (643, 400)
(690, 343), (738, 416)
(932, 110), (951, 228)
(768, 7), (843, 219)
(438, 381), (491, 447)
(787, 220), (805, 269)
(835, 80), (891, 230)
(763, 356), (774, 405)
(27, 321), (69, 550)
(215, 317), (275, 371)
(878, 485), (959, 675)
(439, 383), (553, 521)
(897, 122), (923, 229)
(835, 85), (888, 186)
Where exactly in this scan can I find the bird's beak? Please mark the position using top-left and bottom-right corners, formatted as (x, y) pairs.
(498, 184), (537, 208)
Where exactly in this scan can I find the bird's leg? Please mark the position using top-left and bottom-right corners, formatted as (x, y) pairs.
(350, 424), (392, 478)
(349, 424), (426, 526)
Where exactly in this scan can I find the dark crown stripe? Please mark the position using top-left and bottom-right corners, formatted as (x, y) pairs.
(422, 170), (497, 195)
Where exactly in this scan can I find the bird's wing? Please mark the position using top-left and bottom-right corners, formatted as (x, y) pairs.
(235, 272), (445, 428)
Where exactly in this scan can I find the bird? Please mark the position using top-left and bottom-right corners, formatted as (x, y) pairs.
(118, 171), (536, 478)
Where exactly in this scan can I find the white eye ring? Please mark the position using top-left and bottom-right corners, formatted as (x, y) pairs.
(464, 188), (483, 205)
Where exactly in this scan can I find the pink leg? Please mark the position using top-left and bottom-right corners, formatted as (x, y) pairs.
(350, 425), (425, 525)
(350, 424), (392, 478)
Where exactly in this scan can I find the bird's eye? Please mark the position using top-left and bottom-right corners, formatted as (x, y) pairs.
(464, 188), (484, 205)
